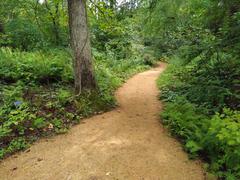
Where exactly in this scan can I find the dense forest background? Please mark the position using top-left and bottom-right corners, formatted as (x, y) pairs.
(0, 0), (240, 179)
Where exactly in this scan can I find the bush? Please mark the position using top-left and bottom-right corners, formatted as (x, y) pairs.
(158, 62), (240, 179)
(5, 19), (45, 50)
(161, 100), (240, 179)
(204, 109), (240, 178)
(0, 48), (73, 85)
(182, 53), (240, 112)
(143, 53), (157, 66)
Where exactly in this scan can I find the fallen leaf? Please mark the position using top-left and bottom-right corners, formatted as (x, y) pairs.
(11, 167), (17, 171)
(37, 158), (43, 162)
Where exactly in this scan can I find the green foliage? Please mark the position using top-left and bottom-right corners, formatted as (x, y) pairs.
(161, 97), (208, 141)
(0, 0), (154, 159)
(161, 99), (240, 179)
(159, 55), (240, 113)
(56, 89), (72, 106)
(0, 45), (149, 159)
(205, 109), (240, 178)
(5, 19), (44, 50)
(0, 48), (73, 85)
(52, 118), (63, 129)
(0, 102), (35, 158)
(152, 5), (240, 177)
(143, 54), (157, 66)
(6, 138), (28, 154)
(158, 64), (240, 179)
(0, 0), (68, 49)
(183, 53), (240, 111)
(153, 5), (240, 167)
(33, 118), (46, 129)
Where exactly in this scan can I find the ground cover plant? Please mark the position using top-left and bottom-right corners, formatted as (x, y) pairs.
(0, 47), (150, 159)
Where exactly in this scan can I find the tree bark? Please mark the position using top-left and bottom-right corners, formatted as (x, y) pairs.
(109, 0), (116, 9)
(67, 0), (96, 94)
(0, 21), (3, 33)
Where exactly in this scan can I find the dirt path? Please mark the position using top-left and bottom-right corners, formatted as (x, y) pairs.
(0, 63), (205, 180)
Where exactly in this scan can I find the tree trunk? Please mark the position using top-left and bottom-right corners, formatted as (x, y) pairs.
(67, 0), (96, 94)
(109, 0), (116, 9)
(45, 1), (61, 46)
(0, 22), (3, 33)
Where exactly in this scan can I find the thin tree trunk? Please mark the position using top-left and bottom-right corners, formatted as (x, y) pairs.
(109, 0), (116, 10)
(0, 22), (3, 33)
(67, 0), (96, 94)
(45, 1), (61, 46)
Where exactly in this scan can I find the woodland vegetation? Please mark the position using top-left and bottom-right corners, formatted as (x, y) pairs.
(0, 0), (152, 160)
(0, 0), (240, 179)
(153, 0), (240, 179)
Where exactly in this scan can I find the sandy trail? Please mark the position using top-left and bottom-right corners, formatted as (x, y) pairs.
(0, 63), (205, 180)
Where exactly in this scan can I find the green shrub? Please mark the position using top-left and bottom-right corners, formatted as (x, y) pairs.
(6, 138), (28, 155)
(0, 48), (73, 85)
(5, 18), (45, 50)
(33, 118), (46, 129)
(160, 98), (240, 179)
(158, 61), (240, 179)
(143, 53), (157, 66)
(57, 89), (72, 106)
(204, 109), (240, 178)
(161, 98), (208, 142)
(182, 53), (240, 112)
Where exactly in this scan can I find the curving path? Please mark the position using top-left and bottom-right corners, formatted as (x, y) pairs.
(0, 63), (205, 180)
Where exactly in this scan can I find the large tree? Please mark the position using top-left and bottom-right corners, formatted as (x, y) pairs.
(67, 0), (96, 94)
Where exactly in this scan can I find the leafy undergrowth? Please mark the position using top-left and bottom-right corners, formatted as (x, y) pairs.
(158, 61), (240, 179)
(0, 47), (150, 159)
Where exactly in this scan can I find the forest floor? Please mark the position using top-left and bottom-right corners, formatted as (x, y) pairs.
(0, 63), (205, 180)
